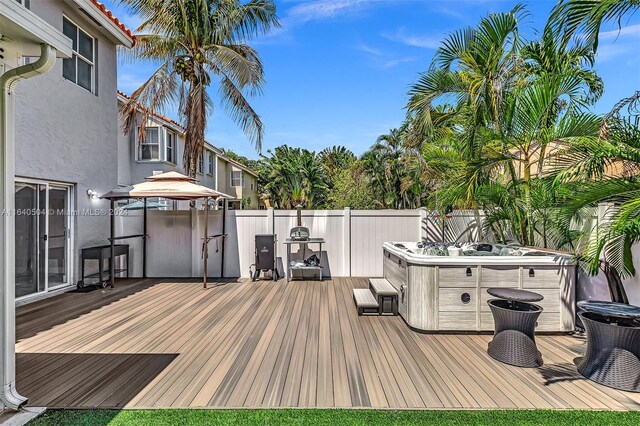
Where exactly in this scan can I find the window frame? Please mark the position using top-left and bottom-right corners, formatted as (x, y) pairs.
(198, 154), (204, 175)
(137, 126), (161, 162)
(166, 130), (176, 164)
(62, 15), (96, 93)
(230, 170), (245, 188)
(207, 153), (215, 175)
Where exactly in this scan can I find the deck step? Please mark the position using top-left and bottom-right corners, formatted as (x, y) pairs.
(369, 278), (398, 296)
(353, 289), (379, 316)
(368, 278), (398, 316)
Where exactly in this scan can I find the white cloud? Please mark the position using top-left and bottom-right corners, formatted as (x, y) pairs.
(352, 40), (419, 69)
(353, 43), (383, 56)
(593, 24), (640, 62)
(256, 0), (381, 44)
(285, 0), (395, 23)
(599, 23), (640, 41)
(381, 27), (441, 49)
(382, 56), (418, 68)
(595, 43), (633, 63)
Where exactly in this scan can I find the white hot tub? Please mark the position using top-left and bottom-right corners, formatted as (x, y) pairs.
(383, 242), (576, 332)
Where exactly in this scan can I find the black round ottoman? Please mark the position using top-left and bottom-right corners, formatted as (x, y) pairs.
(487, 288), (544, 368)
(577, 310), (640, 392)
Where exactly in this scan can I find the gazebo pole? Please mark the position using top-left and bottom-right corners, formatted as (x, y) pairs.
(143, 197), (148, 278)
(203, 197), (209, 289)
(110, 199), (115, 289)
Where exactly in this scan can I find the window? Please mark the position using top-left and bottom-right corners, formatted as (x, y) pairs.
(62, 17), (95, 92)
(138, 127), (160, 161)
(208, 153), (215, 175)
(198, 154), (204, 174)
(166, 131), (175, 163)
(230, 171), (244, 187)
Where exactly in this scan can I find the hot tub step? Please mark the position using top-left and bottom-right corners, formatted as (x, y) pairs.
(353, 289), (379, 316)
(369, 278), (398, 316)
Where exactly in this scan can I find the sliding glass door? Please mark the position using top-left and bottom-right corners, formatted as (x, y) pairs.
(15, 181), (73, 298)
(15, 183), (45, 297)
(47, 186), (70, 287)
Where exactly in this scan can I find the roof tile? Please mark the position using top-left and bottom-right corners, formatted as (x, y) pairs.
(90, 0), (135, 44)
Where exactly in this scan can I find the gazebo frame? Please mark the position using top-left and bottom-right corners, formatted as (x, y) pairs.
(101, 173), (231, 289)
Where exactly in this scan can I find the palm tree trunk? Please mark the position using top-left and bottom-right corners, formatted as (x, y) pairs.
(523, 156), (534, 245)
(537, 144), (547, 179)
(183, 82), (207, 179)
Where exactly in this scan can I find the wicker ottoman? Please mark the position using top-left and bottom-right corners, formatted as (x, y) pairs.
(486, 288), (544, 368)
(577, 311), (640, 392)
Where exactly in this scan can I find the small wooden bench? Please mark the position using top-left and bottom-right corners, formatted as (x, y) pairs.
(369, 278), (398, 316)
(353, 289), (379, 316)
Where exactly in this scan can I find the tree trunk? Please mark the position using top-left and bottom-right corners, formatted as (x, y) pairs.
(523, 155), (534, 245)
(600, 261), (629, 304)
(183, 82), (207, 180)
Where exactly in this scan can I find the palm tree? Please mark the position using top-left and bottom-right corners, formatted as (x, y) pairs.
(119, 0), (279, 176)
(360, 128), (426, 209)
(544, 0), (640, 287)
(551, 93), (640, 279)
(407, 6), (604, 246)
(260, 146), (328, 209)
(548, 0), (640, 51)
(408, 5), (528, 211)
(319, 146), (356, 184)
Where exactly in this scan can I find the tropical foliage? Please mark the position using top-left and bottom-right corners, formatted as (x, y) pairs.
(326, 165), (377, 209)
(258, 146), (330, 209)
(550, 93), (640, 278)
(360, 128), (428, 209)
(395, 0), (640, 285)
(548, 0), (640, 51)
(118, 0), (279, 176)
(402, 4), (606, 247)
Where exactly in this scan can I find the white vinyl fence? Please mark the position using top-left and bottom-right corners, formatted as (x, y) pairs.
(117, 208), (483, 279)
(116, 207), (640, 304)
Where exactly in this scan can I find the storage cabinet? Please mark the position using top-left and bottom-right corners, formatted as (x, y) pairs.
(438, 266), (478, 288)
(521, 265), (565, 288)
(481, 265), (519, 287)
(439, 288), (477, 312)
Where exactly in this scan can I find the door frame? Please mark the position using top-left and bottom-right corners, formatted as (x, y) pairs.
(15, 178), (74, 300)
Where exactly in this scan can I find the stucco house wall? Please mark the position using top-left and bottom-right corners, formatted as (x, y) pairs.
(116, 96), (260, 207)
(117, 113), (188, 185)
(218, 161), (259, 209)
(117, 109), (218, 190)
(14, 0), (125, 284)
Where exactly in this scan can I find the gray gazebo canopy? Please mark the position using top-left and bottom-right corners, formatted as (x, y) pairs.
(101, 172), (232, 289)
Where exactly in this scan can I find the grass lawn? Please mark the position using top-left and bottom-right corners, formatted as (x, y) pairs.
(27, 409), (640, 425)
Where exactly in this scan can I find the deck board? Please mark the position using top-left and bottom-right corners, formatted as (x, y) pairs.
(15, 277), (640, 410)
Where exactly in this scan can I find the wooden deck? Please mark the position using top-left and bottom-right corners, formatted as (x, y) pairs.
(15, 278), (640, 410)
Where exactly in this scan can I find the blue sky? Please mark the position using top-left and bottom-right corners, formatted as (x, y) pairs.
(107, 0), (640, 159)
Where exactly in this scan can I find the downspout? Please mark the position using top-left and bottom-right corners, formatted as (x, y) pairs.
(0, 44), (57, 411)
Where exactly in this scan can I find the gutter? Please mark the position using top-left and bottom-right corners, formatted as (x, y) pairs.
(0, 44), (57, 91)
(0, 43), (57, 411)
